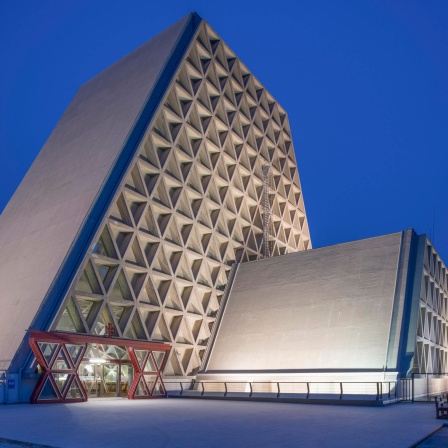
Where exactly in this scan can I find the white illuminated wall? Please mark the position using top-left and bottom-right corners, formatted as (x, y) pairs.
(203, 231), (412, 380)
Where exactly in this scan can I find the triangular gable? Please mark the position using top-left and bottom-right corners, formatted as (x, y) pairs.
(1, 14), (312, 381)
(50, 19), (312, 381)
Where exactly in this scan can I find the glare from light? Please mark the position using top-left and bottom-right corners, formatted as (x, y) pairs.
(89, 358), (106, 364)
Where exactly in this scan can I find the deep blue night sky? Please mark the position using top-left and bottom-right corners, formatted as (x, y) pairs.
(1, 1), (447, 260)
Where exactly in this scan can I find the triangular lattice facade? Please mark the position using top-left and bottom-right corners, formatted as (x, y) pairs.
(51, 19), (311, 377)
(413, 241), (448, 374)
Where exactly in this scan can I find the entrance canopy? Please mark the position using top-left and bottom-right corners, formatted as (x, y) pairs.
(28, 330), (170, 404)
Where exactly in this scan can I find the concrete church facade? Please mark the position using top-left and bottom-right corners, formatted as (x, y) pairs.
(0, 13), (311, 403)
(0, 13), (446, 404)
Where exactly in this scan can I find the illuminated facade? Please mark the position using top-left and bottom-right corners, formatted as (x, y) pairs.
(0, 13), (310, 403)
(200, 230), (448, 385)
(1, 12), (444, 406)
(413, 238), (448, 374)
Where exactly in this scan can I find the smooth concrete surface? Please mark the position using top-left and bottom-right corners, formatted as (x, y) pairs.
(0, 15), (190, 370)
(0, 399), (440, 448)
(207, 233), (404, 373)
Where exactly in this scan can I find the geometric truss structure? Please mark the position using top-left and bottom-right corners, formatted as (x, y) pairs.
(414, 239), (448, 374)
(28, 330), (170, 403)
(29, 332), (87, 404)
(51, 19), (311, 379)
(128, 348), (167, 399)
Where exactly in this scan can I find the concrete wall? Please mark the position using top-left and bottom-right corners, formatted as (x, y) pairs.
(206, 232), (405, 373)
(0, 15), (191, 371)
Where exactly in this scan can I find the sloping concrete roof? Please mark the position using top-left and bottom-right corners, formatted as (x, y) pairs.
(205, 232), (410, 374)
(0, 14), (197, 370)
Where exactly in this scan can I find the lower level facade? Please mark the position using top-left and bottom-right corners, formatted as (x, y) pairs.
(2, 330), (170, 404)
(2, 228), (448, 404)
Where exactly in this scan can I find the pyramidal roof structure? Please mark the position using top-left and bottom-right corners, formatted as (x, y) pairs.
(0, 13), (311, 376)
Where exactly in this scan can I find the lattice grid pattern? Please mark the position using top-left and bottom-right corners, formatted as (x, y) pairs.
(414, 240), (448, 373)
(29, 339), (87, 404)
(52, 22), (311, 377)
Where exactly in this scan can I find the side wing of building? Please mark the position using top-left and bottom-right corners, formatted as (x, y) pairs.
(411, 235), (448, 375)
(203, 230), (424, 379)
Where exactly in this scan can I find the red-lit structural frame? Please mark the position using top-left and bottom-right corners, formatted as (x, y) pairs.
(127, 347), (169, 399)
(28, 330), (171, 404)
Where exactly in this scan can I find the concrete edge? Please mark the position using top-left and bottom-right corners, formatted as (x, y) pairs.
(0, 437), (54, 448)
(407, 424), (445, 448)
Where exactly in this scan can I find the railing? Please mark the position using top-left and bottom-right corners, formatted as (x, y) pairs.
(411, 373), (448, 402)
(400, 377), (413, 402)
(164, 380), (398, 402)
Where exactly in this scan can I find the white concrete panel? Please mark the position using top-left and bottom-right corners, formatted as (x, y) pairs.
(207, 233), (403, 372)
(0, 15), (190, 370)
